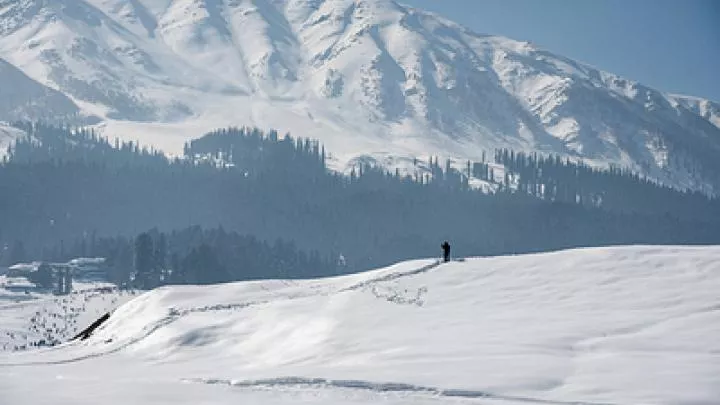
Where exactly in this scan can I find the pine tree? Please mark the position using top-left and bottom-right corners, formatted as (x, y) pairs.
(154, 233), (167, 273)
(30, 263), (54, 289)
(134, 233), (154, 289)
(4, 240), (27, 266)
(63, 268), (72, 295)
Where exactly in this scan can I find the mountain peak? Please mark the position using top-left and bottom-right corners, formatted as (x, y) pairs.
(0, 0), (718, 193)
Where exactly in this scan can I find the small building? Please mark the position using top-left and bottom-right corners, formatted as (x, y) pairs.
(7, 262), (42, 278)
(66, 258), (107, 280)
(2, 276), (35, 293)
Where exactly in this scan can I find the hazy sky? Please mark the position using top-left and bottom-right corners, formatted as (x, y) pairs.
(401, 0), (720, 102)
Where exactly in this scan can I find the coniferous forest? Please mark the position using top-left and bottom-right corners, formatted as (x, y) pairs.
(1, 122), (719, 288)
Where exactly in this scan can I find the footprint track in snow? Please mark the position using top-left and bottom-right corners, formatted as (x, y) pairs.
(184, 376), (621, 405)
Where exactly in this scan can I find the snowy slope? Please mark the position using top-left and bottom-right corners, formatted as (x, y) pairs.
(0, 122), (27, 158)
(1, 246), (719, 404)
(669, 94), (720, 130)
(0, 58), (83, 123)
(0, 0), (719, 191)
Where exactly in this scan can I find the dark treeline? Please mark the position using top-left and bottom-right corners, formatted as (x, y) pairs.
(38, 226), (336, 289)
(1, 123), (719, 281)
(489, 149), (718, 219)
(7, 122), (170, 168)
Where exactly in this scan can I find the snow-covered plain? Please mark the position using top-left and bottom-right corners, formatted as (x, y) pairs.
(1, 246), (718, 404)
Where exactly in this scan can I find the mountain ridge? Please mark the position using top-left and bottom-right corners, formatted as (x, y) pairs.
(0, 0), (718, 193)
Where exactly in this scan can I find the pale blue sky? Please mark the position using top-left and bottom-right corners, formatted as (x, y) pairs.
(401, 0), (719, 102)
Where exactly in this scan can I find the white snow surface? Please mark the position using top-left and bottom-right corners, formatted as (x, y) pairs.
(0, 0), (719, 192)
(1, 245), (719, 404)
(0, 278), (137, 351)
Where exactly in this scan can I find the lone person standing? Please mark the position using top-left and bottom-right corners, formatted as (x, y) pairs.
(441, 241), (451, 263)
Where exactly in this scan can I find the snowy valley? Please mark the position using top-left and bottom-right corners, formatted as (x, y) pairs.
(1, 246), (719, 404)
(0, 0), (719, 192)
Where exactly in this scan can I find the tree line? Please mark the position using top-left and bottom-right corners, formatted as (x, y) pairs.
(1, 122), (719, 281)
(491, 149), (717, 219)
(34, 226), (335, 289)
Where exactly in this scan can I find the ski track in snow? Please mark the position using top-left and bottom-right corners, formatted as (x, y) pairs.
(183, 376), (620, 405)
(341, 260), (441, 291)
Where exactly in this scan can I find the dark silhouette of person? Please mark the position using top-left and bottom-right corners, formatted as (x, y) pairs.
(441, 241), (450, 262)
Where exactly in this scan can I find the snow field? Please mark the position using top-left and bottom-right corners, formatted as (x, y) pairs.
(0, 246), (718, 404)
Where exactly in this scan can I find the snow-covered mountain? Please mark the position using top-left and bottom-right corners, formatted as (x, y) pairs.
(0, 122), (27, 158)
(1, 0), (719, 192)
(2, 246), (719, 404)
(0, 58), (82, 122)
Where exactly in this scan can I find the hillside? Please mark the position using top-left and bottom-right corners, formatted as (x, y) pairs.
(0, 58), (83, 123)
(0, 0), (719, 192)
(1, 246), (718, 404)
(0, 122), (27, 158)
